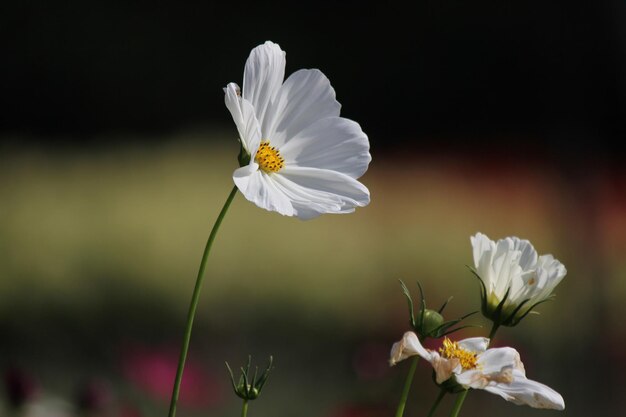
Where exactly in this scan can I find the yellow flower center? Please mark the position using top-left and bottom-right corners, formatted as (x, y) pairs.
(439, 338), (478, 370)
(255, 140), (284, 173)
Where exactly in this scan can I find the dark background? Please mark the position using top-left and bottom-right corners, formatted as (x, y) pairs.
(1, 2), (626, 417)
(2, 0), (624, 155)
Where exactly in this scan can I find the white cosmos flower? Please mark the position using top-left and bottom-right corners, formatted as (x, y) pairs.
(224, 41), (371, 220)
(390, 332), (565, 410)
(471, 232), (567, 326)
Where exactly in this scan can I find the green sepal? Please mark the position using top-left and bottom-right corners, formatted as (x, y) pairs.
(416, 281), (427, 333)
(466, 265), (489, 316)
(430, 311), (480, 338)
(438, 296), (454, 314)
(238, 141), (251, 167)
(399, 279), (416, 329)
(504, 295), (556, 326)
(225, 361), (240, 396)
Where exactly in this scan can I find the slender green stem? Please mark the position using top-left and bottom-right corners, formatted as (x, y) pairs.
(394, 356), (419, 417)
(449, 390), (468, 417)
(241, 399), (249, 417)
(488, 322), (500, 343)
(167, 185), (238, 417)
(426, 388), (446, 417)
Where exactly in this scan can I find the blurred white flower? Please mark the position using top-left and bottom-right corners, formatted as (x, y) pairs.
(470, 232), (566, 326)
(224, 41), (371, 220)
(390, 332), (564, 410)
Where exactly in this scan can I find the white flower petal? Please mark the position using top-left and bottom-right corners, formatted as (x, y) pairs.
(476, 347), (523, 375)
(483, 369), (565, 410)
(233, 164), (295, 217)
(243, 41), (286, 129)
(270, 175), (343, 220)
(492, 238), (525, 299)
(389, 332), (462, 384)
(509, 237), (538, 271)
(279, 117), (370, 179)
(533, 254), (567, 301)
(277, 166), (370, 219)
(224, 83), (262, 154)
(264, 69), (341, 146)
(432, 356), (463, 384)
(452, 368), (484, 388)
(471, 233), (496, 288)
(389, 331), (435, 365)
(455, 337), (490, 354)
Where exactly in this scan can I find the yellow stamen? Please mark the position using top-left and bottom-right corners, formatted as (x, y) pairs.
(439, 338), (478, 370)
(255, 140), (284, 173)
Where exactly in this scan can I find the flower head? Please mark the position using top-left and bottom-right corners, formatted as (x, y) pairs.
(225, 41), (371, 220)
(390, 332), (564, 410)
(470, 232), (566, 326)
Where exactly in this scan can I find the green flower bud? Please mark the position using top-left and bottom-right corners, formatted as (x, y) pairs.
(225, 356), (273, 401)
(399, 280), (477, 340)
(421, 309), (444, 336)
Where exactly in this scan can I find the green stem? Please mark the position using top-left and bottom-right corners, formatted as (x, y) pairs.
(488, 322), (500, 343)
(426, 388), (446, 417)
(241, 399), (249, 417)
(394, 356), (419, 417)
(167, 185), (238, 417)
(449, 390), (468, 417)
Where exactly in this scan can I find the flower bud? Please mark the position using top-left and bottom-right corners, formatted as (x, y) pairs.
(470, 233), (566, 327)
(399, 280), (477, 340)
(421, 309), (444, 336)
(225, 356), (273, 401)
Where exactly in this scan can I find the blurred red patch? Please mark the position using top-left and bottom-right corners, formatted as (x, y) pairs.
(121, 345), (222, 409)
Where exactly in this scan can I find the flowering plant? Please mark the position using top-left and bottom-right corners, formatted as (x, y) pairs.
(165, 40), (371, 417)
(162, 41), (565, 417)
(389, 233), (566, 417)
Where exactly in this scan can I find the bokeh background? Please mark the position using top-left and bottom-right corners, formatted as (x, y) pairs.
(2, 1), (625, 416)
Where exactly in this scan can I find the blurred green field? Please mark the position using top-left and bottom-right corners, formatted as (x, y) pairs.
(1, 133), (625, 417)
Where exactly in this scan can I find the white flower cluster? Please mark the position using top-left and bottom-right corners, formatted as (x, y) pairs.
(390, 233), (566, 411)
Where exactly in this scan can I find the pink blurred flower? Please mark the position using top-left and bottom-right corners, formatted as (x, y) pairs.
(121, 345), (222, 409)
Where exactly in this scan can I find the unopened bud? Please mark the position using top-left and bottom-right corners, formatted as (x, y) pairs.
(421, 309), (444, 336)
